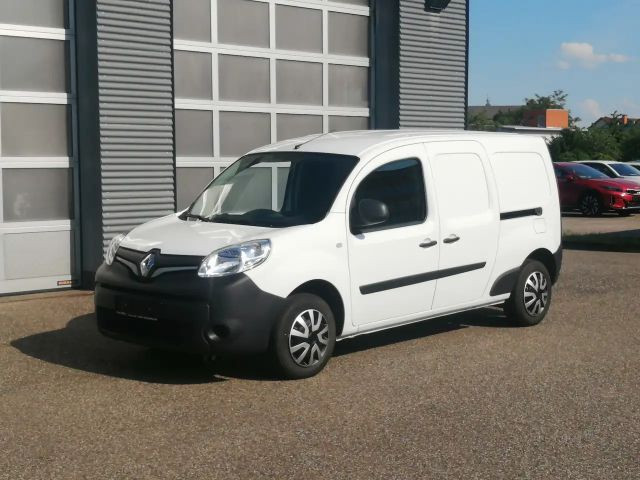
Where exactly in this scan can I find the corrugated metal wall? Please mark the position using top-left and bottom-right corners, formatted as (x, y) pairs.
(398, 0), (468, 128)
(96, 0), (175, 249)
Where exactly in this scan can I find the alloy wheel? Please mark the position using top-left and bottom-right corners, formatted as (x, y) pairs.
(580, 194), (600, 216)
(523, 271), (549, 316)
(288, 309), (329, 367)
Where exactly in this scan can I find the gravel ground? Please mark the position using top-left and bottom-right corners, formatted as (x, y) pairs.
(1, 250), (639, 479)
(562, 212), (639, 236)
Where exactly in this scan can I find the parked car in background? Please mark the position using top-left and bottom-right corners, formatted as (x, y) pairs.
(95, 131), (562, 379)
(576, 160), (640, 185)
(554, 162), (640, 216)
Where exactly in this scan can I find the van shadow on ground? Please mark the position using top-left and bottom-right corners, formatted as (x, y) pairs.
(11, 307), (512, 384)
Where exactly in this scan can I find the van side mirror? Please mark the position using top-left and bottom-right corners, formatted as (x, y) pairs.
(566, 174), (575, 182)
(353, 198), (389, 231)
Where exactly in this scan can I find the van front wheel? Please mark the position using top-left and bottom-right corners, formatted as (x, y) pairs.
(271, 294), (336, 379)
(504, 260), (552, 326)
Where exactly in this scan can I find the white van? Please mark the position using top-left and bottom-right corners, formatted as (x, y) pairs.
(95, 130), (562, 379)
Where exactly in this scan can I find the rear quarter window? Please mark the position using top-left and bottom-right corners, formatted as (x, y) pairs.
(490, 153), (550, 212)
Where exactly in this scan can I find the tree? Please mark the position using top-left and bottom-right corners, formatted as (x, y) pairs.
(493, 107), (524, 126)
(524, 90), (567, 110)
(467, 111), (497, 131)
(620, 128), (640, 161)
(548, 128), (621, 162)
(524, 90), (580, 127)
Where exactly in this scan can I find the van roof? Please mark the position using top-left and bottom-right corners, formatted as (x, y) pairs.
(248, 129), (542, 158)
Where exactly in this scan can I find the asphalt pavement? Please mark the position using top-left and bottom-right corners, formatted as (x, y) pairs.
(1, 249), (638, 479)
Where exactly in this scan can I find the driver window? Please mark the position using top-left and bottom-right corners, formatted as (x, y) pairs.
(350, 158), (426, 233)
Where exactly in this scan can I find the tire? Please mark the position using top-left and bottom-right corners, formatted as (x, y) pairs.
(579, 192), (602, 216)
(271, 293), (336, 379)
(504, 260), (552, 327)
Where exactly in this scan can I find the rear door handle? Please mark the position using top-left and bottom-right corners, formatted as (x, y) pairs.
(443, 234), (460, 244)
(419, 239), (438, 248)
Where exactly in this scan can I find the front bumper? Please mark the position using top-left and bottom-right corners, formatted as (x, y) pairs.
(610, 194), (640, 211)
(95, 257), (286, 356)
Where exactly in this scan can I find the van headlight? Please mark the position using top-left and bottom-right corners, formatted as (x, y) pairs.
(105, 233), (126, 266)
(198, 239), (271, 278)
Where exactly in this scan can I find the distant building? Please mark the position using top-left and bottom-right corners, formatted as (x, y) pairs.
(467, 103), (522, 120)
(522, 109), (569, 129)
(496, 125), (563, 141)
(468, 100), (568, 139)
(591, 114), (640, 129)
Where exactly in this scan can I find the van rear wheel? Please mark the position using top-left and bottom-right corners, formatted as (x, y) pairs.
(271, 294), (336, 379)
(504, 260), (552, 326)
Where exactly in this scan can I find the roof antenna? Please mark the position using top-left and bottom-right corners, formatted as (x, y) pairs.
(294, 132), (331, 150)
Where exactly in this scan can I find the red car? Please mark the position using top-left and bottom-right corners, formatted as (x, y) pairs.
(554, 162), (640, 216)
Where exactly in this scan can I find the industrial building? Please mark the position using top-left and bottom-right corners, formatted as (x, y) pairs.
(0, 0), (469, 294)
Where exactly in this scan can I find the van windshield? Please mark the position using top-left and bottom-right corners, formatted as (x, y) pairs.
(184, 152), (359, 228)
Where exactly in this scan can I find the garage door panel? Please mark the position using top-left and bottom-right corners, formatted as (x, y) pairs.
(3, 231), (73, 280)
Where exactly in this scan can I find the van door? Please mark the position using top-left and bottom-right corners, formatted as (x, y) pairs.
(347, 145), (439, 326)
(427, 141), (499, 310)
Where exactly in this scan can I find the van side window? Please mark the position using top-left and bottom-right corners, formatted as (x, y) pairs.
(350, 158), (426, 233)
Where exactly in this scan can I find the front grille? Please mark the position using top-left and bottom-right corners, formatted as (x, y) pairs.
(115, 247), (203, 278)
(626, 189), (640, 195)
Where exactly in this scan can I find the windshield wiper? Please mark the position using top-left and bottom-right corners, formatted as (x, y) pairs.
(182, 212), (210, 222)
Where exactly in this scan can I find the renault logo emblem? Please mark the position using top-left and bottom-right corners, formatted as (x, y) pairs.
(139, 252), (156, 278)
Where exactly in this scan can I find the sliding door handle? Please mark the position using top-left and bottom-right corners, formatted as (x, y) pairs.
(443, 234), (460, 244)
(419, 239), (438, 248)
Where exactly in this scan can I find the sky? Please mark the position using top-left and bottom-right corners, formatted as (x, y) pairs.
(469, 0), (639, 126)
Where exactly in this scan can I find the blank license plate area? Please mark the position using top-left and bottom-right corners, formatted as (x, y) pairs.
(115, 297), (159, 321)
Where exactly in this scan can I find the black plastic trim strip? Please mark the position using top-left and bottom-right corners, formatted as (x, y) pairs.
(360, 262), (486, 295)
(500, 207), (543, 221)
(490, 267), (520, 296)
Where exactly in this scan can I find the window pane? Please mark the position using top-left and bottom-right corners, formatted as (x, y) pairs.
(176, 167), (214, 210)
(328, 13), (369, 57)
(4, 231), (72, 280)
(175, 110), (213, 157)
(219, 111), (271, 157)
(218, 0), (269, 48)
(329, 64), (368, 107)
(276, 60), (322, 106)
(332, 0), (369, 5)
(276, 5), (322, 53)
(2, 168), (72, 221)
(329, 116), (368, 132)
(352, 159), (426, 231)
(219, 55), (270, 103)
(0, 0), (67, 29)
(0, 37), (68, 93)
(175, 51), (212, 100)
(277, 114), (323, 141)
(1, 103), (70, 157)
(173, 0), (211, 42)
